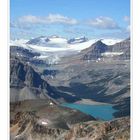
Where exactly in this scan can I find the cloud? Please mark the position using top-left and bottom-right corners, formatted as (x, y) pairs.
(126, 25), (130, 32)
(18, 14), (78, 25)
(10, 21), (32, 30)
(10, 22), (16, 28)
(122, 16), (130, 33)
(124, 16), (130, 22)
(118, 25), (130, 34)
(87, 16), (120, 30)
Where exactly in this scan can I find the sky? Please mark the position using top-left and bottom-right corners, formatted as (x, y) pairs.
(10, 0), (130, 40)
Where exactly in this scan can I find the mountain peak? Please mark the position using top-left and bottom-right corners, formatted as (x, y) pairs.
(81, 40), (108, 60)
(68, 36), (88, 44)
(94, 39), (105, 45)
(26, 36), (67, 46)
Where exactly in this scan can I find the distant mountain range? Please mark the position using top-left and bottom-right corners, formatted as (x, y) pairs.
(67, 36), (88, 44)
(10, 36), (129, 65)
(27, 36), (89, 46)
(26, 35), (67, 46)
(11, 36), (123, 49)
(81, 38), (130, 60)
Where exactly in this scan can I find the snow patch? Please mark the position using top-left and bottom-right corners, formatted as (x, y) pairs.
(101, 52), (124, 57)
(68, 39), (98, 51)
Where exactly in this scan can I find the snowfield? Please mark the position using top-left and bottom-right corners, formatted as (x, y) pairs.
(10, 37), (123, 64)
(10, 38), (98, 52)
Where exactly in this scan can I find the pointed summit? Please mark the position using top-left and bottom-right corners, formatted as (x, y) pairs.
(81, 40), (108, 60)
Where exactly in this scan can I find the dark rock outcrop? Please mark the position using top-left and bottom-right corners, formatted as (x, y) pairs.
(26, 36), (50, 45)
(10, 57), (59, 102)
(10, 57), (50, 88)
(10, 45), (40, 58)
(81, 40), (108, 60)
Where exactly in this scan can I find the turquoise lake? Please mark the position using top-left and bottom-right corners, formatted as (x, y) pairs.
(62, 103), (117, 121)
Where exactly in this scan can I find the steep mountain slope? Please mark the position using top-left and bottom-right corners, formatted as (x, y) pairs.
(10, 56), (81, 103)
(108, 38), (130, 60)
(10, 56), (59, 102)
(79, 38), (130, 61)
(81, 40), (108, 60)
(10, 45), (40, 58)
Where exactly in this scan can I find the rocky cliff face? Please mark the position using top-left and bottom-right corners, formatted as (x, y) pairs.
(10, 57), (59, 102)
(82, 40), (108, 60)
(10, 46), (48, 67)
(10, 45), (40, 58)
(78, 38), (130, 61)
(67, 117), (130, 140)
(108, 38), (130, 60)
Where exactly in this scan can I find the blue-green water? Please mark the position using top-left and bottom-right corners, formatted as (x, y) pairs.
(62, 103), (116, 121)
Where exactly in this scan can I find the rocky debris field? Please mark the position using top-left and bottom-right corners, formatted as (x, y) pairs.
(10, 100), (130, 140)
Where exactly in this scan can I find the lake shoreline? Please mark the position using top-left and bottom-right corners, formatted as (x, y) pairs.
(62, 102), (116, 121)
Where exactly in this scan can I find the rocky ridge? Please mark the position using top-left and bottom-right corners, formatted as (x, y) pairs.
(10, 56), (59, 102)
(10, 105), (130, 140)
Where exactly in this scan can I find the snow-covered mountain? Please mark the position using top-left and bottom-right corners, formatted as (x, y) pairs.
(26, 36), (67, 47)
(67, 37), (88, 44)
(10, 36), (97, 52)
(10, 36), (125, 64)
(11, 36), (122, 52)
